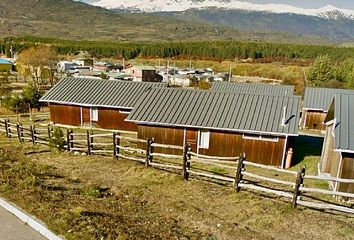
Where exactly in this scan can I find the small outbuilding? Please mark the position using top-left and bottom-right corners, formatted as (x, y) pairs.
(211, 82), (294, 95)
(40, 77), (166, 131)
(126, 88), (301, 167)
(302, 87), (354, 130)
(0, 58), (13, 72)
(124, 65), (162, 82)
(321, 93), (354, 194)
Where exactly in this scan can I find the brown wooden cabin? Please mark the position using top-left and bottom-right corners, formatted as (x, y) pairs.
(321, 94), (354, 194)
(302, 87), (354, 131)
(40, 77), (166, 131)
(126, 88), (301, 168)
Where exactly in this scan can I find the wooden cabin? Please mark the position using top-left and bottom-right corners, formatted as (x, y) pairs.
(40, 77), (166, 131)
(211, 82), (294, 95)
(321, 94), (354, 194)
(302, 87), (354, 130)
(126, 88), (301, 167)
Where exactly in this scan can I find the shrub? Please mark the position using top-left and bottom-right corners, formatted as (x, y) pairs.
(49, 127), (65, 151)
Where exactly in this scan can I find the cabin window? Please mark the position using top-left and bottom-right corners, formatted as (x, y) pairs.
(119, 109), (131, 115)
(198, 130), (210, 149)
(242, 134), (278, 142)
(91, 107), (98, 121)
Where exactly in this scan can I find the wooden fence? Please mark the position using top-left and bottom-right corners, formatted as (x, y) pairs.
(0, 118), (353, 215)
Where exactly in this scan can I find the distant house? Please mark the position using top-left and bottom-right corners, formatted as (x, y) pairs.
(40, 77), (166, 131)
(321, 94), (354, 194)
(0, 58), (13, 72)
(126, 88), (301, 167)
(211, 82), (294, 95)
(302, 87), (354, 130)
(57, 61), (78, 73)
(124, 66), (162, 82)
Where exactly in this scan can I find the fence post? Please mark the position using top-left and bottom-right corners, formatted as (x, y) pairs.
(16, 123), (22, 142)
(30, 125), (35, 145)
(70, 130), (74, 149)
(47, 125), (52, 139)
(113, 132), (117, 159)
(66, 129), (71, 151)
(4, 119), (9, 138)
(89, 130), (94, 155)
(183, 144), (191, 180)
(234, 153), (245, 192)
(292, 165), (306, 208)
(8, 120), (12, 138)
(20, 123), (24, 142)
(145, 138), (151, 166)
(150, 138), (155, 163)
(87, 130), (91, 155)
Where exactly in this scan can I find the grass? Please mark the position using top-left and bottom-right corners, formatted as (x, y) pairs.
(0, 133), (353, 240)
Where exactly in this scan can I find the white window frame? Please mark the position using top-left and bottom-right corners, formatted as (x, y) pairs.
(90, 107), (98, 121)
(242, 134), (279, 142)
(198, 129), (210, 149)
(119, 109), (131, 114)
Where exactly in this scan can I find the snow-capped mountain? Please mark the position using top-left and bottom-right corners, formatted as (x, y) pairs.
(88, 0), (354, 17)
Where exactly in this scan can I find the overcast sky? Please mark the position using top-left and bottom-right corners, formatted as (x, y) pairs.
(239, 1), (354, 9)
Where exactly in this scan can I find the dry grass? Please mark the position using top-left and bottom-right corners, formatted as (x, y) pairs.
(0, 134), (353, 240)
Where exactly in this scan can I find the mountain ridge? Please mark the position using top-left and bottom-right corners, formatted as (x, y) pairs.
(83, 0), (354, 18)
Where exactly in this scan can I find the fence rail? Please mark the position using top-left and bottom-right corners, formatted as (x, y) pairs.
(0, 118), (353, 215)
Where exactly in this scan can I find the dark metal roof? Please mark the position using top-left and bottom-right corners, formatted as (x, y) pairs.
(211, 82), (294, 95)
(325, 94), (354, 152)
(304, 87), (354, 111)
(127, 88), (301, 136)
(40, 77), (167, 109)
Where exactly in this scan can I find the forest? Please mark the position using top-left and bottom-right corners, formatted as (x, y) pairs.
(1, 36), (354, 61)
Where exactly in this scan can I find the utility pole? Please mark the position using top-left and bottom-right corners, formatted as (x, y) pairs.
(228, 65), (232, 82)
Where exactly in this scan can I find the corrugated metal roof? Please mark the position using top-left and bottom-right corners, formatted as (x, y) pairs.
(127, 88), (301, 136)
(211, 82), (294, 95)
(304, 87), (354, 111)
(40, 77), (167, 109)
(325, 94), (354, 151)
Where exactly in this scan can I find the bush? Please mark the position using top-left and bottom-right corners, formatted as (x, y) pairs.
(49, 127), (65, 151)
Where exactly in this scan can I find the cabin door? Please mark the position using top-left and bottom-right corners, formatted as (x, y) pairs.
(185, 129), (198, 153)
(82, 107), (90, 126)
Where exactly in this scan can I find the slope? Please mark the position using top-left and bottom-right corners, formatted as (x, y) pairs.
(157, 8), (354, 42)
(0, 0), (327, 43)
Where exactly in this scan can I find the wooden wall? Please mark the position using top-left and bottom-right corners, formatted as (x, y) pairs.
(303, 110), (326, 130)
(49, 104), (137, 131)
(138, 125), (287, 167)
(49, 103), (81, 126)
(320, 124), (354, 194)
(320, 124), (341, 177)
(338, 153), (354, 193)
(93, 107), (137, 132)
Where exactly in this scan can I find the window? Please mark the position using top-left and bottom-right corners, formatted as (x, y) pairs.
(198, 130), (210, 149)
(242, 134), (278, 142)
(91, 107), (98, 121)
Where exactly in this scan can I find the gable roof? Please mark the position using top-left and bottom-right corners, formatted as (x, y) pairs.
(324, 94), (354, 152)
(211, 82), (294, 95)
(126, 88), (301, 136)
(304, 87), (354, 111)
(40, 77), (166, 109)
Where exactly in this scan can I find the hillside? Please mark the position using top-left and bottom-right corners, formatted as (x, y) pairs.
(157, 8), (354, 42)
(0, 0), (327, 43)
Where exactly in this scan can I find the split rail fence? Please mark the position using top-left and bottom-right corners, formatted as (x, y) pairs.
(0, 118), (353, 214)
